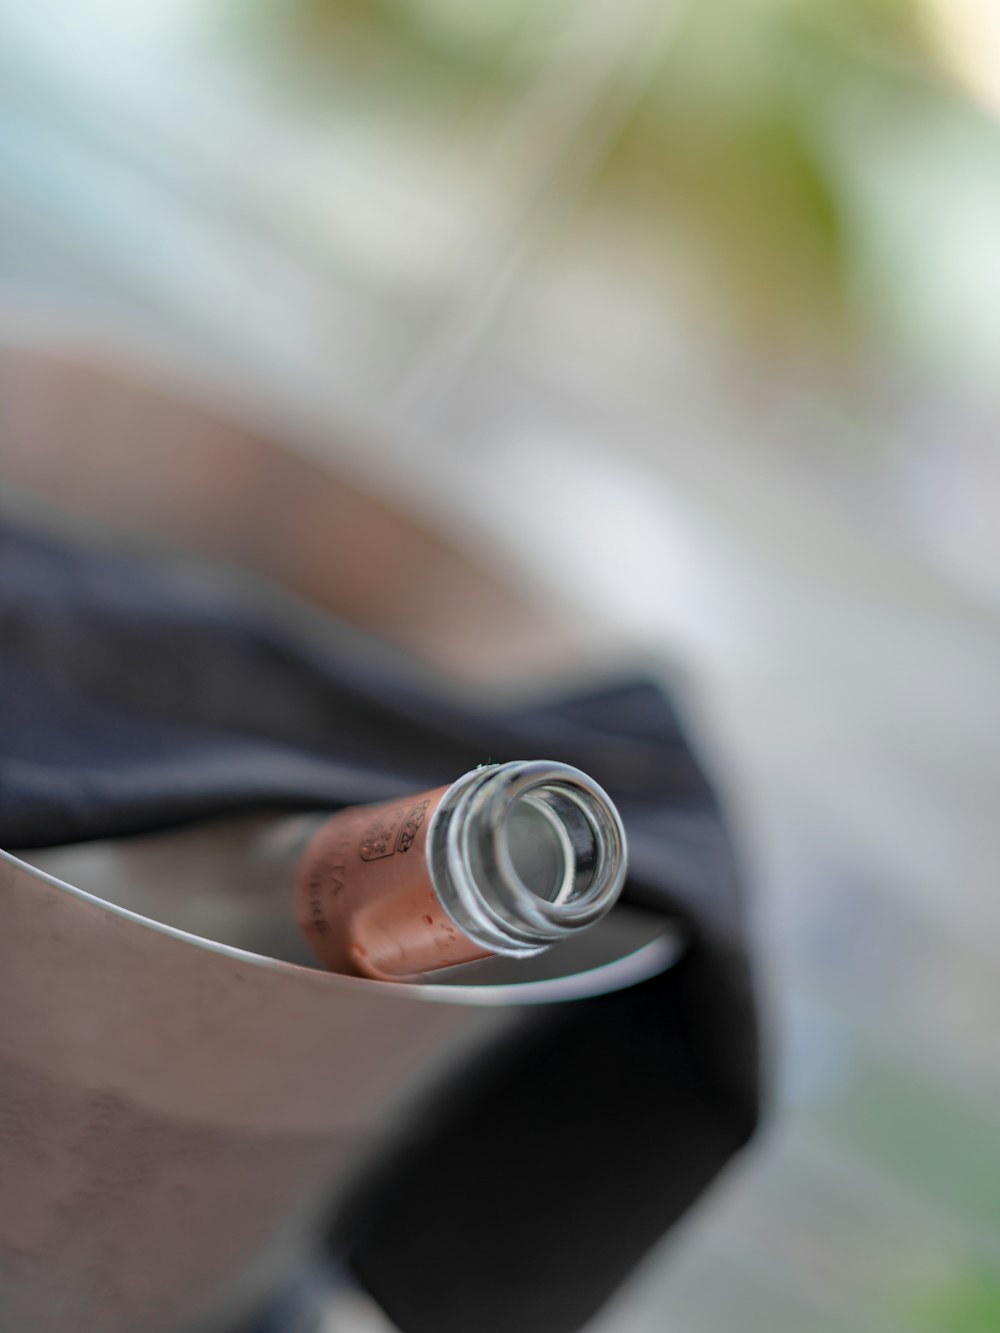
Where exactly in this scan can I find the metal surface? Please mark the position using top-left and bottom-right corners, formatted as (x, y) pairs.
(0, 845), (678, 1333)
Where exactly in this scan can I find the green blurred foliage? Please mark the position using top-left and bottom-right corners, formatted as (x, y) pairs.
(227, 0), (982, 357)
(232, 0), (544, 107)
(900, 1264), (1000, 1332)
(591, 0), (944, 353)
(785, 0), (930, 60)
(599, 9), (854, 349)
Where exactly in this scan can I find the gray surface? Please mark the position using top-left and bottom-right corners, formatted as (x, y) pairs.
(1, 2), (999, 1328)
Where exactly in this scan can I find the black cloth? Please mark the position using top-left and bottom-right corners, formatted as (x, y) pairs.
(0, 516), (761, 1333)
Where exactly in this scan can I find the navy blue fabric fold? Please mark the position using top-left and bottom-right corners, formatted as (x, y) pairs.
(0, 515), (760, 1333)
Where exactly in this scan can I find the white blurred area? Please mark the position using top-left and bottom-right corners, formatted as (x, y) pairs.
(2, 1), (1000, 1329)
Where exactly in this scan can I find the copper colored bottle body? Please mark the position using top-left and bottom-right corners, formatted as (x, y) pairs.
(294, 760), (628, 983)
(296, 786), (489, 980)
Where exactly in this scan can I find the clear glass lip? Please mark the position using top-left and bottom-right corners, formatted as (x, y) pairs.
(426, 760), (628, 958)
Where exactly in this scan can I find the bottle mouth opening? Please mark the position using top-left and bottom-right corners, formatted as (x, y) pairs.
(428, 760), (628, 956)
(503, 788), (598, 908)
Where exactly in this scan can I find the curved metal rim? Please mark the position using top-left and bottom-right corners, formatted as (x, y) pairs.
(1, 846), (681, 1009)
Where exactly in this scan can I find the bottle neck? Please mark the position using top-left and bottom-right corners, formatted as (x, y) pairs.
(426, 761), (627, 958)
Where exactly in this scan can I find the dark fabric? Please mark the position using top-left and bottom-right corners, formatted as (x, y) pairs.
(0, 515), (761, 1333)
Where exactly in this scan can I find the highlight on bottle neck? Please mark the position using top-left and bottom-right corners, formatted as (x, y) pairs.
(426, 760), (627, 958)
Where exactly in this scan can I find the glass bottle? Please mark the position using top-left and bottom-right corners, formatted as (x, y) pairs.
(19, 761), (628, 983)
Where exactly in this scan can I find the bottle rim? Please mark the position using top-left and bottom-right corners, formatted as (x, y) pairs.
(426, 760), (628, 957)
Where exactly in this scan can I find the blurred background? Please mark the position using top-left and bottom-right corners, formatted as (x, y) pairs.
(2, 1), (1000, 1329)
